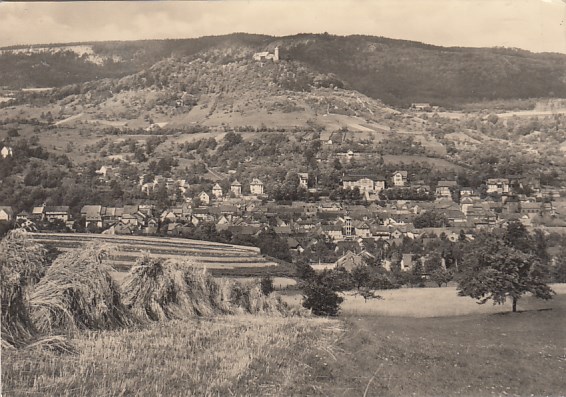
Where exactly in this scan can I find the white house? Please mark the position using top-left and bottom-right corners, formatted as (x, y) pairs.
(392, 171), (408, 187)
(212, 183), (223, 199)
(487, 178), (510, 195)
(0, 206), (14, 222)
(231, 180), (242, 197)
(44, 206), (70, 222)
(342, 174), (386, 194)
(298, 173), (309, 189)
(95, 166), (113, 178)
(436, 180), (458, 198)
(249, 178), (264, 195)
(198, 191), (210, 205)
(1, 146), (13, 159)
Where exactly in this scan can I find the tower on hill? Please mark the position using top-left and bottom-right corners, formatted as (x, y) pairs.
(252, 46), (280, 62)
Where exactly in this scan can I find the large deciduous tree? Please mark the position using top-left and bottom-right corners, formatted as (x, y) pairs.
(457, 234), (554, 312)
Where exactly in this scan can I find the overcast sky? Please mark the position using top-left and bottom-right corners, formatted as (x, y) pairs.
(1, 0), (565, 53)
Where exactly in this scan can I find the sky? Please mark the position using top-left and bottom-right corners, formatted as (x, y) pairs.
(1, 0), (565, 53)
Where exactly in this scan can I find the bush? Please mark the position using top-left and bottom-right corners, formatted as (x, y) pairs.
(302, 282), (343, 316)
(260, 275), (274, 296)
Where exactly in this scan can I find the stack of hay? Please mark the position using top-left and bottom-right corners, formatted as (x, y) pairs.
(122, 257), (232, 322)
(0, 229), (47, 348)
(30, 243), (132, 334)
(226, 281), (289, 316)
(121, 256), (289, 322)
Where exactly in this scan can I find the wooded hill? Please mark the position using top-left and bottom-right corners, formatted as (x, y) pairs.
(2, 33), (566, 107)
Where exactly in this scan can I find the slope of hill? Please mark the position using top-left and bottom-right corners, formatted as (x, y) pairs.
(8, 54), (396, 132)
(2, 33), (566, 107)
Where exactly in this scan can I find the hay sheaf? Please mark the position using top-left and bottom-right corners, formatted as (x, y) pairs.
(1, 229), (47, 348)
(30, 243), (133, 334)
(226, 281), (290, 316)
(121, 256), (224, 321)
(121, 257), (290, 322)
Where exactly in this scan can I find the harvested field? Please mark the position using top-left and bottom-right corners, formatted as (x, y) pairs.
(29, 233), (280, 272)
(3, 292), (566, 396)
(2, 316), (340, 396)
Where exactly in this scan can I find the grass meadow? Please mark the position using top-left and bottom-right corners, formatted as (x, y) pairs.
(3, 286), (565, 396)
(280, 284), (566, 317)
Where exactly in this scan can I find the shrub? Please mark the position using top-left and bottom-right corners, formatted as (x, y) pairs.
(302, 282), (343, 316)
(260, 275), (274, 296)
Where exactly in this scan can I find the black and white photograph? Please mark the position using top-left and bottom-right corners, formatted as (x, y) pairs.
(1, 1), (566, 395)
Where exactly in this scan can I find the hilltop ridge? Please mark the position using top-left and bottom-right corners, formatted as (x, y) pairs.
(2, 33), (566, 107)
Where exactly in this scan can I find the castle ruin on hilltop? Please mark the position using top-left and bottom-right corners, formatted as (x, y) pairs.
(252, 46), (279, 62)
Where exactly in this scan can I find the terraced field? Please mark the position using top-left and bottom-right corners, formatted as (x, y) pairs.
(29, 233), (279, 272)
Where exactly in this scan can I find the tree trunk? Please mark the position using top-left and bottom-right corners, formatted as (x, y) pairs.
(512, 297), (517, 312)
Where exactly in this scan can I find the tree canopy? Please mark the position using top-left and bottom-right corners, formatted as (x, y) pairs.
(457, 228), (554, 312)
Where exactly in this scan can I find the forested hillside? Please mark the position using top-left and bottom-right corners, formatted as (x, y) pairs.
(2, 33), (566, 107)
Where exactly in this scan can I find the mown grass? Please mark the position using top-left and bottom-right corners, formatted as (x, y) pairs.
(2, 316), (342, 397)
(280, 284), (566, 317)
(310, 296), (566, 396)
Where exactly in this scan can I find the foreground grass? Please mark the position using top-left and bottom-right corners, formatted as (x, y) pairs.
(2, 316), (341, 397)
(3, 292), (565, 396)
(310, 294), (566, 397)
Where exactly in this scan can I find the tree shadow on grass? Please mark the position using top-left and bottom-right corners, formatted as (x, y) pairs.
(490, 308), (553, 316)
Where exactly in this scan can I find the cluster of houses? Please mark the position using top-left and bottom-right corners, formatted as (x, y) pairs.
(139, 174), (190, 196)
(2, 165), (562, 272)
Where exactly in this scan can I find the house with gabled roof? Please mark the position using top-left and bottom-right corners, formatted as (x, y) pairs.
(231, 180), (242, 197)
(44, 206), (70, 222)
(321, 224), (343, 241)
(334, 250), (365, 271)
(212, 183), (223, 199)
(460, 196), (476, 215)
(80, 205), (103, 228)
(354, 221), (372, 238)
(160, 209), (178, 223)
(0, 206), (14, 222)
(520, 201), (541, 215)
(198, 191), (210, 205)
(16, 210), (30, 221)
(487, 178), (510, 195)
(1, 146), (13, 159)
(392, 171), (408, 187)
(101, 207), (124, 227)
(287, 237), (304, 253)
(318, 201), (342, 213)
(95, 165), (113, 178)
(298, 173), (309, 189)
(250, 178), (264, 195)
(435, 180), (458, 198)
(31, 205), (46, 220)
